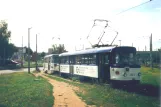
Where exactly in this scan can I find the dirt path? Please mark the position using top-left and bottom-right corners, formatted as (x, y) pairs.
(34, 73), (87, 107)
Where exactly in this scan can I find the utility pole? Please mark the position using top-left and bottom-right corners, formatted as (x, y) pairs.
(21, 36), (23, 68)
(28, 27), (32, 73)
(158, 49), (161, 71)
(119, 40), (121, 46)
(150, 33), (153, 69)
(3, 48), (5, 65)
(35, 34), (38, 71)
(145, 45), (146, 51)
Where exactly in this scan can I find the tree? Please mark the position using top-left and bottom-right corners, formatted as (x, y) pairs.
(5, 43), (18, 59)
(23, 46), (33, 61)
(52, 44), (67, 54)
(24, 46), (33, 55)
(40, 52), (46, 58)
(31, 52), (37, 61)
(0, 20), (17, 63)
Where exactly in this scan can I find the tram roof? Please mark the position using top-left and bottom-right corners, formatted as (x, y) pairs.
(44, 54), (59, 58)
(59, 46), (117, 56)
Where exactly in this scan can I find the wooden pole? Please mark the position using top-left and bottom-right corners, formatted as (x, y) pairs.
(150, 33), (153, 69)
(36, 34), (38, 71)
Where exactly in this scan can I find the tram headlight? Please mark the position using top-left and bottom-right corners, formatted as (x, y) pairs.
(115, 71), (120, 75)
(123, 73), (127, 77)
(138, 72), (141, 76)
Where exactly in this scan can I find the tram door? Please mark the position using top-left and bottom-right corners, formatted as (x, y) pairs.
(98, 53), (110, 82)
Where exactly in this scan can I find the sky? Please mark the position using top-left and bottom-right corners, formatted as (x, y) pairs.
(0, 0), (161, 52)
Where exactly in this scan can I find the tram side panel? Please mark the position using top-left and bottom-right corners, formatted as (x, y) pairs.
(73, 65), (98, 78)
(60, 64), (70, 76)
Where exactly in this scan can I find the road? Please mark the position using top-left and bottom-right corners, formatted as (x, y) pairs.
(0, 67), (43, 75)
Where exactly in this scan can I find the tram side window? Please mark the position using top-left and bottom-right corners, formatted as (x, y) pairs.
(60, 57), (63, 64)
(89, 54), (96, 65)
(64, 57), (69, 64)
(81, 56), (85, 64)
(69, 56), (75, 64)
(53, 56), (59, 63)
(105, 55), (109, 64)
(84, 55), (88, 64)
(44, 57), (49, 63)
(76, 56), (81, 64)
(60, 57), (69, 64)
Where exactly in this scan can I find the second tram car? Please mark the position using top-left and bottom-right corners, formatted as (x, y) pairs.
(59, 46), (141, 84)
(43, 54), (59, 74)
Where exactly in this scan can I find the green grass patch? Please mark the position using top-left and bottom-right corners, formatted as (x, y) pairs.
(0, 72), (53, 107)
(23, 62), (43, 68)
(140, 66), (160, 87)
(46, 74), (160, 107)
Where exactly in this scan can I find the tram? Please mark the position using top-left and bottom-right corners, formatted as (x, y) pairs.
(43, 54), (59, 74)
(59, 46), (141, 84)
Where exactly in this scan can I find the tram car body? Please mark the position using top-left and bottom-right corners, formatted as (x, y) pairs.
(59, 46), (141, 84)
(43, 54), (59, 74)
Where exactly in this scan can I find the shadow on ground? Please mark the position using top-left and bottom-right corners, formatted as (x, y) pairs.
(47, 73), (160, 98)
(113, 83), (160, 98)
(0, 66), (21, 70)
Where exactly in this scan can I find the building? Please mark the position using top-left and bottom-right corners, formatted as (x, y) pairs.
(48, 48), (53, 54)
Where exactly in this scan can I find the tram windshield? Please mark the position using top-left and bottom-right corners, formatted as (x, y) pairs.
(115, 52), (137, 65)
(52, 56), (59, 63)
(112, 47), (139, 66)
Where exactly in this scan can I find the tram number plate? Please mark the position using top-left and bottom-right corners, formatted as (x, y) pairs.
(130, 73), (135, 76)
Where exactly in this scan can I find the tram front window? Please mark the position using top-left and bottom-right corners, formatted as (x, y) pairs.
(115, 52), (137, 66)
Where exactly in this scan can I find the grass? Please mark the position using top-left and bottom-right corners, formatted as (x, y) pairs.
(140, 66), (160, 87)
(0, 72), (54, 107)
(46, 66), (160, 107)
(23, 61), (43, 68)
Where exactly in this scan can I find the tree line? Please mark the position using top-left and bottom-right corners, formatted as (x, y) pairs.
(0, 20), (17, 64)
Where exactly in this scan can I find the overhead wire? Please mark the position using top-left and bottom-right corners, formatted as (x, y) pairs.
(116, 0), (152, 15)
(86, 0), (153, 47)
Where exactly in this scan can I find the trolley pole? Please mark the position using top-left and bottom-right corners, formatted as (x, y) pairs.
(28, 27), (32, 73)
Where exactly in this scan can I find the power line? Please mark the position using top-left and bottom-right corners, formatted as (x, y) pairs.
(116, 0), (152, 15)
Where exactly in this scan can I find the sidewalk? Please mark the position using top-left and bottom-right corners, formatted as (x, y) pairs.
(33, 73), (87, 107)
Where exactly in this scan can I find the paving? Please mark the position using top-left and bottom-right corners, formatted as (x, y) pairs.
(0, 67), (43, 75)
